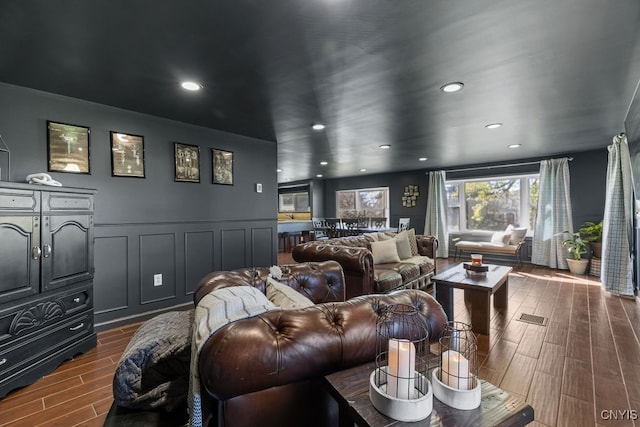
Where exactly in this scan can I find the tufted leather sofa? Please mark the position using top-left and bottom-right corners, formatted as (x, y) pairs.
(291, 233), (438, 300)
(195, 260), (447, 427)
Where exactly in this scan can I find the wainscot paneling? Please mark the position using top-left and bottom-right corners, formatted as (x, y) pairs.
(221, 229), (247, 271)
(93, 236), (129, 314)
(93, 219), (276, 327)
(252, 227), (275, 268)
(140, 233), (177, 305)
(184, 231), (215, 296)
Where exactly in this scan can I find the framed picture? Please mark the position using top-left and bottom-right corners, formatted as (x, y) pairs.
(47, 120), (90, 174)
(174, 143), (200, 182)
(110, 131), (145, 178)
(212, 148), (233, 185)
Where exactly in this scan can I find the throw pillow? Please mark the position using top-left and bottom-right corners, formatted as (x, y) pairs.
(509, 227), (527, 245)
(370, 239), (401, 264)
(395, 234), (413, 259)
(406, 228), (419, 256)
(363, 232), (379, 242)
(265, 277), (314, 309)
(490, 231), (511, 245)
(377, 232), (392, 241)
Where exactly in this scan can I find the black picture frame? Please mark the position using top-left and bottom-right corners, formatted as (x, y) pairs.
(110, 131), (145, 178)
(174, 142), (200, 183)
(212, 148), (233, 185)
(47, 120), (91, 174)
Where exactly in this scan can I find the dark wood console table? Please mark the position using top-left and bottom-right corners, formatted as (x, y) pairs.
(324, 362), (534, 427)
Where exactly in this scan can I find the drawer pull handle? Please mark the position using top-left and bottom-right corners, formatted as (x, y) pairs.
(0, 358), (6, 365)
(73, 297), (81, 303)
(69, 323), (84, 331)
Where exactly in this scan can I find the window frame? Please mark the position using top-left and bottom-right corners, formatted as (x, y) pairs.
(335, 186), (390, 225)
(446, 173), (539, 233)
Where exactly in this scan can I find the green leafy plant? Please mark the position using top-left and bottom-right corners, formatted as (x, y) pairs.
(578, 220), (603, 243)
(560, 231), (588, 260)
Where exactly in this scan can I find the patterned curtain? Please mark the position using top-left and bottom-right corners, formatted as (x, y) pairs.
(424, 170), (448, 258)
(531, 158), (573, 269)
(601, 134), (634, 296)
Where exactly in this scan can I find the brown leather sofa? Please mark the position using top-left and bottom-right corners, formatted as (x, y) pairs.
(291, 233), (438, 300)
(195, 260), (447, 427)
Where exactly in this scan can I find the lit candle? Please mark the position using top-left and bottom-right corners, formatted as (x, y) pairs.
(471, 254), (483, 266)
(387, 338), (416, 399)
(441, 350), (470, 390)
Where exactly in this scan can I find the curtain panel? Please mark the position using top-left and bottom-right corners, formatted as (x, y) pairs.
(531, 158), (573, 269)
(601, 134), (634, 296)
(424, 170), (448, 258)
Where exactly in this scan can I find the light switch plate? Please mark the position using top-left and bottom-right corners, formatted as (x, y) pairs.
(153, 274), (162, 287)
(256, 183), (263, 193)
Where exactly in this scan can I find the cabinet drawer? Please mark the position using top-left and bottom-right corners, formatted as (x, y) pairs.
(43, 193), (93, 212)
(0, 284), (93, 344)
(0, 310), (93, 381)
(59, 287), (92, 315)
(0, 188), (38, 212)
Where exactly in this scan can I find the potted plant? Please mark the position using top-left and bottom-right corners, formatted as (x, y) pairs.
(561, 231), (589, 274)
(578, 220), (603, 258)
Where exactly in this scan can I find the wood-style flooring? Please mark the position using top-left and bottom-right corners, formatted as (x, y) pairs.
(0, 255), (638, 426)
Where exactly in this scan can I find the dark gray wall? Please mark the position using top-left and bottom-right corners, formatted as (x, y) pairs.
(0, 82), (278, 326)
(320, 149), (609, 236)
(322, 170), (429, 234)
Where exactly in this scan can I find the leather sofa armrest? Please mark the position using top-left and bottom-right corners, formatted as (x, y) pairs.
(292, 243), (374, 277)
(198, 289), (447, 401)
(416, 235), (438, 258)
(194, 261), (346, 306)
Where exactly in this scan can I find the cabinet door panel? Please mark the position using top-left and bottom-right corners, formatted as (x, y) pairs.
(42, 215), (93, 291)
(0, 217), (39, 303)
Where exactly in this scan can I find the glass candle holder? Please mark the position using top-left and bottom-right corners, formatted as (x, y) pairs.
(470, 254), (483, 265)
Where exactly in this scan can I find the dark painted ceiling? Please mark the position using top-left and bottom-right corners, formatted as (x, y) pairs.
(1, 1), (640, 183)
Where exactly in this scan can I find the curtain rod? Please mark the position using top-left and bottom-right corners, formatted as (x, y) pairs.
(442, 157), (573, 174)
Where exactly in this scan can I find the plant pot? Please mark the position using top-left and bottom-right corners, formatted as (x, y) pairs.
(566, 258), (589, 275)
(589, 242), (602, 258)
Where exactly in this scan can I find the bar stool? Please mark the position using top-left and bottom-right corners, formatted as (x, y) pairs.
(278, 232), (290, 253)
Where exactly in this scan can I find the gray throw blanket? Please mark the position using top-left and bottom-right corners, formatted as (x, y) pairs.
(189, 286), (275, 427)
(113, 309), (194, 412)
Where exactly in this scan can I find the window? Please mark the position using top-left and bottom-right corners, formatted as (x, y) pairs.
(336, 187), (389, 220)
(279, 192), (309, 212)
(446, 174), (539, 232)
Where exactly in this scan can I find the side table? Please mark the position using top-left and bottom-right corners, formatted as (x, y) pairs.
(324, 362), (534, 427)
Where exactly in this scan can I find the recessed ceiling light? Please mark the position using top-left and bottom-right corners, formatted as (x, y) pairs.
(419, 157), (428, 161)
(316, 174), (323, 178)
(360, 168), (367, 172)
(312, 123), (325, 131)
(320, 161), (328, 166)
(508, 144), (521, 149)
(379, 144), (391, 149)
(485, 123), (503, 129)
(276, 168), (282, 172)
(181, 81), (202, 91)
(440, 82), (464, 93)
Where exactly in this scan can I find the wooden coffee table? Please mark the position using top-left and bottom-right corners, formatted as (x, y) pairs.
(432, 263), (512, 335)
(324, 362), (534, 427)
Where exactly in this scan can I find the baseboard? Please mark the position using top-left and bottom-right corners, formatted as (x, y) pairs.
(95, 302), (193, 332)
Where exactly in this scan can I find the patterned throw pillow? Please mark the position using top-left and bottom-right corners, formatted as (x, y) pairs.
(399, 228), (419, 255)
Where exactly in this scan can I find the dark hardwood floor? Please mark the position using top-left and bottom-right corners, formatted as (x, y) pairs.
(0, 254), (638, 426)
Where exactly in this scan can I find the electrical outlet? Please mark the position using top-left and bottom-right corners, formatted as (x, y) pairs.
(153, 274), (162, 287)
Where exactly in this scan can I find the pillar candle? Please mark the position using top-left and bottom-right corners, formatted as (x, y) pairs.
(441, 350), (470, 390)
(387, 338), (416, 399)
